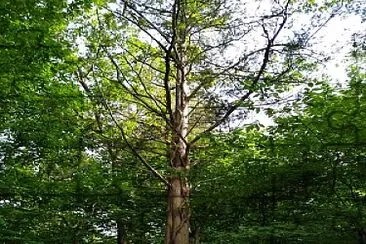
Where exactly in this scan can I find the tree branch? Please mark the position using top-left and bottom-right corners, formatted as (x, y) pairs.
(190, 3), (289, 145)
(94, 72), (169, 186)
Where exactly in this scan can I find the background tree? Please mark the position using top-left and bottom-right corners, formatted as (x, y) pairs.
(0, 0), (92, 242)
(187, 62), (366, 243)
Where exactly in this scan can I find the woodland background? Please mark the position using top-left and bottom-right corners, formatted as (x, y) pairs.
(0, 0), (365, 243)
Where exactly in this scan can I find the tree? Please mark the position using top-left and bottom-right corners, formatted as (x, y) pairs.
(0, 0), (91, 242)
(0, 1), (166, 240)
(2, 0), (361, 242)
(185, 62), (366, 243)
(71, 0), (343, 242)
(271, 64), (366, 243)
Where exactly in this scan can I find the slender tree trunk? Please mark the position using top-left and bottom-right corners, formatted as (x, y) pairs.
(117, 218), (126, 244)
(191, 227), (200, 244)
(358, 229), (366, 244)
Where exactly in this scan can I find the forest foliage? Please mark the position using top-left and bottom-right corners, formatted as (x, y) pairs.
(0, 0), (365, 243)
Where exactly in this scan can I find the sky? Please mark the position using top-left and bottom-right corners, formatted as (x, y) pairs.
(246, 4), (366, 127)
(317, 13), (365, 82)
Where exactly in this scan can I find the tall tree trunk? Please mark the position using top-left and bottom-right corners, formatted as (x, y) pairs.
(165, 67), (190, 243)
(165, 10), (190, 241)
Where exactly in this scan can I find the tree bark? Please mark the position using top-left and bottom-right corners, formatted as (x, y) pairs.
(165, 176), (190, 244)
(165, 65), (191, 243)
(165, 7), (190, 240)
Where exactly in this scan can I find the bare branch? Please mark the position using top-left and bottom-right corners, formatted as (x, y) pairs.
(123, 1), (170, 42)
(121, 54), (167, 110)
(102, 47), (169, 118)
(93, 71), (169, 186)
(190, 4), (290, 145)
(104, 2), (170, 52)
(162, 0), (180, 124)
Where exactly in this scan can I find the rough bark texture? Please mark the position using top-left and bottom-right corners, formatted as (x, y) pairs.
(165, 176), (190, 244)
(165, 5), (191, 240)
(165, 66), (191, 243)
